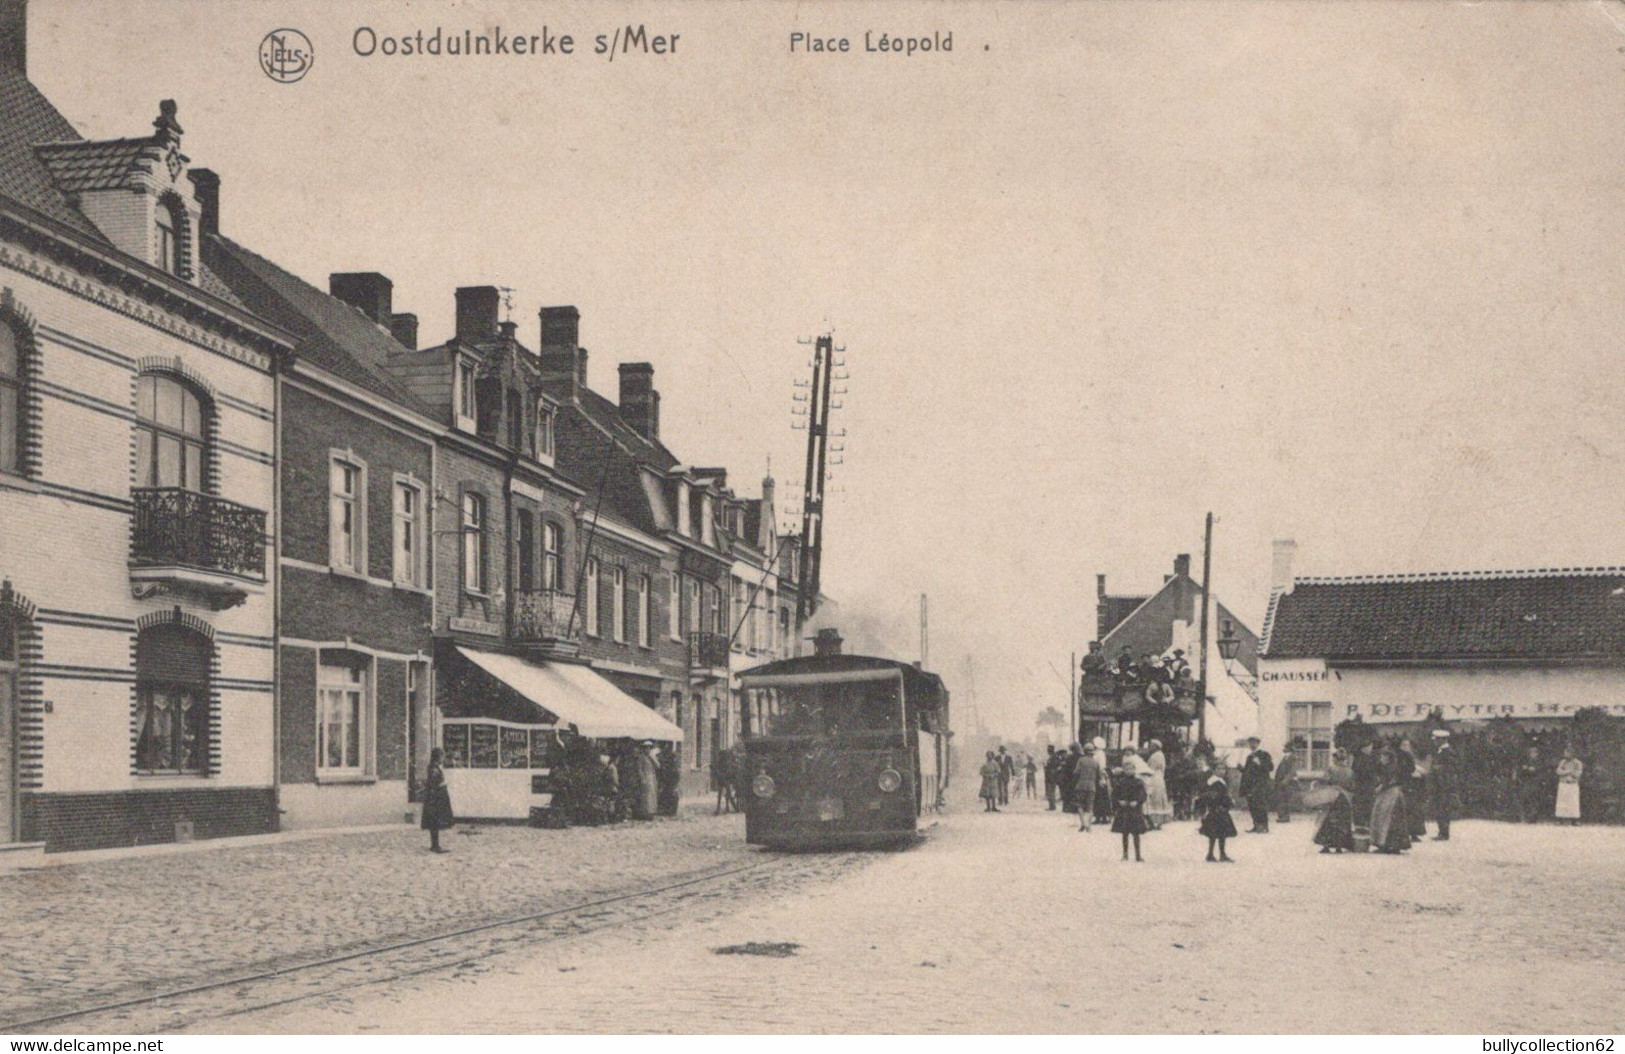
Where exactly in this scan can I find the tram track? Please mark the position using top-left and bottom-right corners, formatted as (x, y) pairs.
(2, 854), (822, 1034)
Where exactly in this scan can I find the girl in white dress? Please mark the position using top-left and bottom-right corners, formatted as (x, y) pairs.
(1554, 747), (1583, 825)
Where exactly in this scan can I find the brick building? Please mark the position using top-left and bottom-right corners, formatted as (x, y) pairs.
(536, 314), (743, 794)
(1088, 554), (1259, 754)
(205, 235), (440, 829)
(377, 290), (685, 819)
(0, 14), (292, 853)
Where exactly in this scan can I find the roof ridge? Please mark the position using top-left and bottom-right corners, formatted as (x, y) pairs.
(1297, 566), (1625, 585)
(34, 135), (153, 150)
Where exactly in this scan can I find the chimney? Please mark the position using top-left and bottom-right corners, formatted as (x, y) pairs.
(0, 0), (24, 76)
(389, 313), (418, 350)
(1271, 538), (1298, 595)
(1174, 553), (1191, 578)
(1096, 573), (1106, 598)
(188, 169), (220, 236)
(538, 305), (584, 397)
(617, 362), (659, 438)
(759, 473), (776, 550)
(455, 286), (501, 342)
(813, 628), (844, 657)
(329, 272), (393, 325)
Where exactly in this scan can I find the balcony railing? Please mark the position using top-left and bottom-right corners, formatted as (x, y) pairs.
(689, 631), (730, 671)
(512, 589), (580, 644)
(131, 487), (266, 580)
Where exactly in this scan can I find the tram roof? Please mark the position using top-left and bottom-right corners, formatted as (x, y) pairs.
(740, 653), (948, 706)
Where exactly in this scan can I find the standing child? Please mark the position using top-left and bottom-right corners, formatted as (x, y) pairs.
(1197, 774), (1238, 862)
(1110, 752), (1148, 862)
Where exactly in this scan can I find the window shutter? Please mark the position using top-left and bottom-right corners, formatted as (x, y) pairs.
(137, 625), (210, 685)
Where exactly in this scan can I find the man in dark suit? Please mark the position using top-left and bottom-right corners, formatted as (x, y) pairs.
(1044, 744), (1063, 810)
(1429, 729), (1457, 840)
(1240, 736), (1274, 833)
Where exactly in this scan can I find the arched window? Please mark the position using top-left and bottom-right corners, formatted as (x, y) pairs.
(0, 322), (20, 475)
(134, 623), (210, 774)
(542, 521), (561, 592)
(135, 373), (206, 492)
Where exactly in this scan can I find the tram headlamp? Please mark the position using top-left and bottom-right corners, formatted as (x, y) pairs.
(752, 774), (777, 799)
(877, 768), (903, 794)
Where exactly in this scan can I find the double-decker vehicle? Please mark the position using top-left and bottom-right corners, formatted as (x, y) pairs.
(736, 632), (950, 849)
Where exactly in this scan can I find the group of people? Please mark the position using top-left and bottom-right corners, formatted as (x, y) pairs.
(418, 738), (682, 852)
(975, 745), (1042, 810)
(1310, 730), (1456, 854)
(979, 738), (1192, 861)
(1079, 641), (1194, 692)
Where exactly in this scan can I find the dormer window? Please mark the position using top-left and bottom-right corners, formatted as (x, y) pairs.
(154, 193), (190, 280)
(156, 209), (177, 275)
(456, 360), (478, 430)
(533, 402), (554, 459)
(506, 389), (524, 451)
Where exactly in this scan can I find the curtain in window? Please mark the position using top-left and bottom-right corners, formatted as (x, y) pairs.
(135, 624), (210, 773)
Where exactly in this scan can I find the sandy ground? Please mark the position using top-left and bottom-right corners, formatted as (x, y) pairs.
(186, 791), (1625, 1034)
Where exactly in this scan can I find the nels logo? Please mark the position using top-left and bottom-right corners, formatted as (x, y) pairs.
(259, 29), (313, 83)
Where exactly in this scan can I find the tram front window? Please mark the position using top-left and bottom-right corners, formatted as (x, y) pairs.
(767, 679), (902, 737)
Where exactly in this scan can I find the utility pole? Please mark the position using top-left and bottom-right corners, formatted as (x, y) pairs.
(1070, 649), (1077, 744)
(920, 593), (929, 669)
(1197, 511), (1214, 745)
(793, 333), (844, 621)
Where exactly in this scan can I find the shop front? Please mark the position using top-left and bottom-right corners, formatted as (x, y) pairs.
(436, 646), (682, 823)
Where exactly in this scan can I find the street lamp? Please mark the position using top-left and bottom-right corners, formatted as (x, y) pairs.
(1217, 618), (1241, 669)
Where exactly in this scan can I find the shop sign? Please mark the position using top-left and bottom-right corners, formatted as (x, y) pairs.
(1342, 699), (1625, 723)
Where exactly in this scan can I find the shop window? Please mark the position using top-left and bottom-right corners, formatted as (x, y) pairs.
(135, 373), (207, 492)
(1288, 701), (1334, 774)
(134, 623), (210, 774)
(443, 724), (469, 768)
(470, 723), (498, 768)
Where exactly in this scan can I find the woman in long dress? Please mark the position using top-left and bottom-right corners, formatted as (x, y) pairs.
(979, 752), (1002, 812)
(1142, 740), (1173, 830)
(1555, 747), (1584, 825)
(421, 747), (455, 853)
(1314, 749), (1358, 853)
(1368, 744), (1411, 854)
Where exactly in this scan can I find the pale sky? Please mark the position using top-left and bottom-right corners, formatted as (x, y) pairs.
(30, 1), (1625, 738)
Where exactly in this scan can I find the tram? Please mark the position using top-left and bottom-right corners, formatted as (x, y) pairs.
(736, 630), (950, 849)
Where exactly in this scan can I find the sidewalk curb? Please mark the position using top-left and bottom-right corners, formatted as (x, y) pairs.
(9, 822), (414, 871)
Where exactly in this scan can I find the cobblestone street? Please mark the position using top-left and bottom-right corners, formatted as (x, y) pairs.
(187, 794), (1625, 1034)
(0, 804), (775, 1029)
(7, 791), (1624, 1034)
